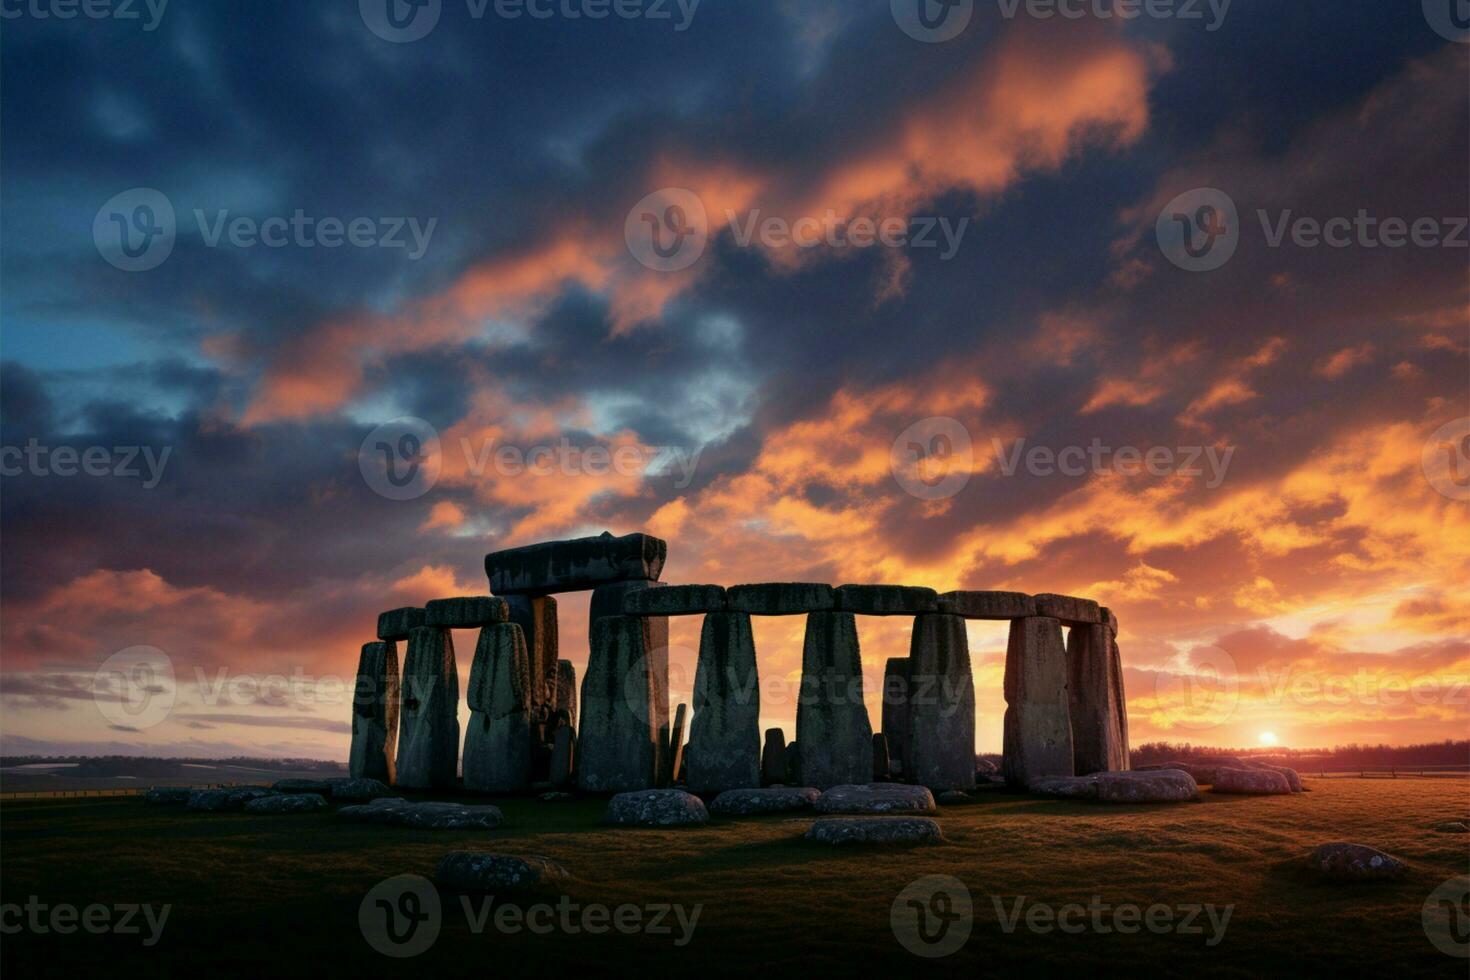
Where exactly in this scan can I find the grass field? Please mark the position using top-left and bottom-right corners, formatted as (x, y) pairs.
(2, 778), (1467, 975)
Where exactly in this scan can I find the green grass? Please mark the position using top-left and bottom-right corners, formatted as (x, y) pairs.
(2, 778), (1466, 975)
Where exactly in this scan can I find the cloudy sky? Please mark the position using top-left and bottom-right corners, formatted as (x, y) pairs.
(1, 1), (1466, 761)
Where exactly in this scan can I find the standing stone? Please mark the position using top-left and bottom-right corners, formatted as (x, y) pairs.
(1067, 622), (1130, 775)
(785, 741), (801, 784)
(350, 641), (399, 784)
(578, 615), (659, 792)
(395, 626), (460, 790)
(873, 733), (891, 781)
(881, 657), (911, 775)
(556, 659), (578, 728)
(665, 703), (688, 787)
(549, 723), (576, 788)
(906, 613), (976, 792)
(1002, 616), (1073, 789)
(686, 611), (761, 793)
(462, 623), (533, 793)
(591, 582), (669, 769)
(795, 612), (873, 789)
(505, 595), (558, 717)
(590, 579), (661, 625)
(761, 728), (788, 786)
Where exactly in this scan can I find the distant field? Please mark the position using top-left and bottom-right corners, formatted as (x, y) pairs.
(0, 763), (346, 795)
(2, 779), (1466, 974)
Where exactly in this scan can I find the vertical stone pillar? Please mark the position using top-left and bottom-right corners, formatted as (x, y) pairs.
(906, 613), (976, 791)
(556, 659), (578, 728)
(761, 728), (787, 786)
(578, 614), (659, 792)
(1002, 616), (1073, 789)
(880, 657), (911, 777)
(395, 626), (460, 790)
(350, 640), (399, 784)
(505, 594), (558, 718)
(549, 720), (576, 788)
(686, 611), (761, 793)
(872, 732), (891, 781)
(590, 581), (670, 779)
(1067, 618), (1130, 775)
(462, 623), (533, 793)
(665, 703), (688, 787)
(795, 611), (873, 789)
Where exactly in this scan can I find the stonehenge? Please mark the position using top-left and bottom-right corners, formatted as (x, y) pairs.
(350, 529), (1131, 804)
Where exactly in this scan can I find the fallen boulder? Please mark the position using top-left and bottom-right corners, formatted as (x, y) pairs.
(805, 817), (945, 845)
(271, 778), (333, 794)
(143, 787), (193, 805)
(709, 787), (820, 815)
(1433, 820), (1469, 833)
(337, 798), (505, 830)
(1211, 768), (1293, 795)
(245, 793), (329, 815)
(605, 789), (709, 827)
(1031, 770), (1198, 804)
(814, 783), (937, 815)
(1309, 843), (1408, 881)
(1247, 762), (1304, 792)
(324, 777), (396, 802)
(187, 787), (277, 812)
(434, 852), (571, 893)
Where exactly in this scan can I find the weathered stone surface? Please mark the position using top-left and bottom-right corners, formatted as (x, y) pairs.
(1100, 606), (1119, 633)
(425, 596), (510, 628)
(144, 787), (193, 805)
(272, 778), (333, 794)
(710, 786), (821, 815)
(586, 600), (670, 777)
(578, 615), (660, 792)
(395, 627), (460, 791)
(324, 777), (396, 801)
(350, 640), (399, 784)
(814, 783), (938, 815)
(505, 594), (559, 717)
(1308, 843), (1408, 881)
(1247, 762), (1304, 792)
(1002, 616), (1074, 789)
(605, 789), (709, 826)
(937, 591), (1036, 620)
(906, 613), (976, 792)
(463, 623), (533, 793)
(1030, 769), (1198, 804)
(805, 817), (944, 845)
(590, 580), (660, 626)
(549, 724), (576, 788)
(881, 658), (911, 774)
(761, 728), (788, 786)
(623, 584), (728, 616)
(872, 733), (891, 780)
(664, 702), (688, 786)
(555, 659), (577, 727)
(785, 741), (801, 785)
(833, 584), (938, 616)
(686, 611), (761, 793)
(377, 606), (426, 641)
(728, 583), (835, 616)
(245, 793), (329, 814)
(485, 531), (667, 595)
(1032, 594), (1102, 626)
(1066, 623), (1129, 776)
(434, 852), (572, 893)
(1212, 767), (1293, 795)
(796, 612), (873, 788)
(1432, 821), (1469, 833)
(338, 798), (505, 829)
(187, 787), (277, 812)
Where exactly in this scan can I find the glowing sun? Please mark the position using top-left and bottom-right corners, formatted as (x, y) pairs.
(1258, 731), (1279, 746)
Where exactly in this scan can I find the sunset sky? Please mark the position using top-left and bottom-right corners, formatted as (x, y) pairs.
(1, 1), (1466, 762)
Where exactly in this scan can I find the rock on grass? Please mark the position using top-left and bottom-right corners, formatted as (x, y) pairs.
(1309, 843), (1408, 881)
(435, 853), (571, 893)
(604, 789), (709, 827)
(805, 817), (945, 845)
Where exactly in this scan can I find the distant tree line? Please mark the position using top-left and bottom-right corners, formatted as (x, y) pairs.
(1130, 739), (1469, 769)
